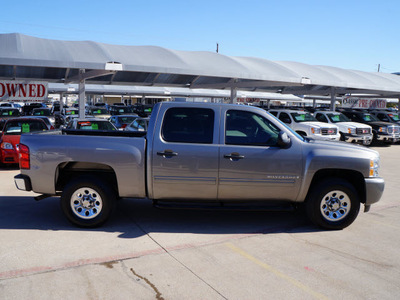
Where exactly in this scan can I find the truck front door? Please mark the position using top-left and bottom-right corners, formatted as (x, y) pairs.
(218, 109), (303, 201)
(151, 107), (219, 200)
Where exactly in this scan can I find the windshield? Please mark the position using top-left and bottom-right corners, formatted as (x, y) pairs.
(291, 112), (317, 122)
(361, 113), (380, 122)
(0, 109), (20, 116)
(388, 113), (400, 121)
(76, 121), (116, 130)
(327, 113), (350, 123)
(4, 120), (47, 135)
(114, 106), (134, 113)
(65, 109), (78, 115)
(91, 108), (108, 115)
(32, 109), (51, 116)
(118, 116), (137, 124)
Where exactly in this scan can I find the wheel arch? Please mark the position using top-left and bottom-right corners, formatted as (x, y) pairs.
(306, 169), (366, 204)
(296, 130), (307, 137)
(56, 161), (119, 196)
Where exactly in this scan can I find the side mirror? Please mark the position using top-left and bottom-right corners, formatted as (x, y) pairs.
(277, 131), (291, 149)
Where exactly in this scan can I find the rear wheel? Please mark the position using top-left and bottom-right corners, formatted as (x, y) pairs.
(306, 178), (360, 230)
(60, 176), (116, 227)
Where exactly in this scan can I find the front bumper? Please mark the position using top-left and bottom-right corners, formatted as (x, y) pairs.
(364, 177), (385, 206)
(377, 133), (400, 142)
(314, 134), (341, 141)
(344, 133), (373, 143)
(14, 174), (32, 191)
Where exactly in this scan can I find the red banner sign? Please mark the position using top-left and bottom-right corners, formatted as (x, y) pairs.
(0, 81), (48, 101)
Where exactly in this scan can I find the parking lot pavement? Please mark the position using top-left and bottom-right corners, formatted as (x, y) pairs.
(0, 144), (400, 299)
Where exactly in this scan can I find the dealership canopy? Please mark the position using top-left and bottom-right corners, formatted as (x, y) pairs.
(1, 33), (400, 98)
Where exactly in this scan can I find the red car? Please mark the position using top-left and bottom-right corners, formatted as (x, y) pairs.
(0, 118), (48, 165)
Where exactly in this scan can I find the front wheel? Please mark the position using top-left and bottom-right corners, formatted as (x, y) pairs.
(60, 176), (116, 227)
(306, 178), (360, 230)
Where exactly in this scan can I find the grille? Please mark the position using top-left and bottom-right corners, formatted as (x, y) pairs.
(321, 128), (338, 135)
(356, 128), (371, 135)
(388, 126), (400, 134)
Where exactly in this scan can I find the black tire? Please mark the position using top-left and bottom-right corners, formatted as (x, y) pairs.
(60, 176), (116, 227)
(306, 178), (360, 230)
(340, 133), (346, 142)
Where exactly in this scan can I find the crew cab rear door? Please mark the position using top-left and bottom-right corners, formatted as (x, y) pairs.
(218, 108), (303, 201)
(151, 106), (219, 200)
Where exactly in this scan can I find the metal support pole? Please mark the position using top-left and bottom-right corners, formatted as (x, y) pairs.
(230, 86), (237, 104)
(313, 99), (317, 108)
(78, 69), (86, 118)
(59, 93), (64, 112)
(330, 87), (336, 111)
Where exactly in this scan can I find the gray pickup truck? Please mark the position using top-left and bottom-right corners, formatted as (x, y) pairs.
(14, 102), (384, 230)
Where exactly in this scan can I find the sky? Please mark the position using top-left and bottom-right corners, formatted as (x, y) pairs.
(1, 0), (399, 73)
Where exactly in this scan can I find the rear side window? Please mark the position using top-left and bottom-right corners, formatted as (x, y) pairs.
(162, 107), (214, 144)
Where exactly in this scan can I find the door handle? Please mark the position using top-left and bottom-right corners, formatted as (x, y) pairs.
(157, 150), (178, 158)
(224, 152), (244, 160)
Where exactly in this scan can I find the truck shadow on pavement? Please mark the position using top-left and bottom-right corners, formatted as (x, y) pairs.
(0, 196), (319, 238)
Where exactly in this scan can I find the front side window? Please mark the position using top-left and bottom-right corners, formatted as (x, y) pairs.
(225, 110), (280, 146)
(162, 107), (214, 144)
(278, 112), (291, 124)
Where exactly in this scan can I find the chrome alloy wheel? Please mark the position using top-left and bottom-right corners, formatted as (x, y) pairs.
(320, 190), (351, 222)
(70, 187), (103, 219)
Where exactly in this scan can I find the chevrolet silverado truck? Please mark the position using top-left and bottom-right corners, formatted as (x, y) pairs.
(14, 102), (384, 230)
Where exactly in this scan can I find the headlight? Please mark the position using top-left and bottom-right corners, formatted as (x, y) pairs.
(1, 142), (14, 150)
(311, 127), (321, 134)
(370, 157), (380, 177)
(379, 127), (387, 133)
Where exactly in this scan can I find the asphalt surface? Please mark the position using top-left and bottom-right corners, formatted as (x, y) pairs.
(0, 144), (399, 299)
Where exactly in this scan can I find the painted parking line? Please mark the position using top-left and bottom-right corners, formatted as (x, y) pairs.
(226, 243), (329, 300)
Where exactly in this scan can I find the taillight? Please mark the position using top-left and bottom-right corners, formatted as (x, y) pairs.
(50, 125), (55, 130)
(121, 124), (127, 129)
(19, 143), (30, 169)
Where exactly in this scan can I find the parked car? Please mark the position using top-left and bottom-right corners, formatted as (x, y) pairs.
(269, 109), (340, 141)
(341, 110), (400, 144)
(314, 110), (373, 145)
(31, 108), (55, 126)
(86, 107), (111, 119)
(0, 117), (49, 165)
(109, 105), (135, 116)
(124, 117), (150, 132)
(0, 107), (21, 118)
(109, 114), (139, 129)
(132, 104), (153, 117)
(22, 103), (46, 116)
(65, 118), (117, 131)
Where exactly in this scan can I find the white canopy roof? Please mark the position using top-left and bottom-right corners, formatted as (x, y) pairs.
(48, 83), (303, 101)
(1, 33), (400, 97)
